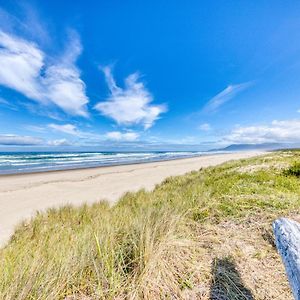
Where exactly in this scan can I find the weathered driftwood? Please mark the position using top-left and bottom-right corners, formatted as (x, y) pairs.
(273, 218), (300, 300)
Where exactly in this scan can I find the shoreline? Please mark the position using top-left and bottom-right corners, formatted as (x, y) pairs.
(0, 152), (216, 177)
(0, 151), (265, 246)
(0, 151), (244, 177)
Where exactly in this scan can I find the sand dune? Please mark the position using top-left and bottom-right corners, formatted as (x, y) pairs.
(0, 151), (264, 246)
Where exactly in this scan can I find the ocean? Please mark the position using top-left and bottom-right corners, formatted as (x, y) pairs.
(0, 151), (214, 175)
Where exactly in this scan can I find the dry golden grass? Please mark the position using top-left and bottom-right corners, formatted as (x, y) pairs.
(1, 150), (300, 299)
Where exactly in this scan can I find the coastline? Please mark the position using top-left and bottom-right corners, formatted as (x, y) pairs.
(0, 151), (211, 176)
(0, 151), (264, 246)
(0, 151), (217, 176)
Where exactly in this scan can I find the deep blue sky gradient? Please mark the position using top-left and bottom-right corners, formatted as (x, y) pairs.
(0, 1), (300, 150)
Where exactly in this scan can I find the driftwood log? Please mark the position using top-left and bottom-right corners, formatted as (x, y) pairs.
(273, 218), (300, 300)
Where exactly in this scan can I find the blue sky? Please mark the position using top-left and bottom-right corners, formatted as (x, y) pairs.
(0, 0), (300, 151)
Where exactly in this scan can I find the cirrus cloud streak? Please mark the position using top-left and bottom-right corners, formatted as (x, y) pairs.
(203, 82), (252, 113)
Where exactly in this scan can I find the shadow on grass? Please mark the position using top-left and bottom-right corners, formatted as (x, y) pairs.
(210, 257), (254, 300)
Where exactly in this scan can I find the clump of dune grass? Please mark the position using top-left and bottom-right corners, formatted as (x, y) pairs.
(0, 202), (197, 299)
(1, 150), (300, 299)
(284, 161), (300, 177)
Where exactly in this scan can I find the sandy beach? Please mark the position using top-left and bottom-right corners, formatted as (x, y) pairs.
(0, 151), (264, 246)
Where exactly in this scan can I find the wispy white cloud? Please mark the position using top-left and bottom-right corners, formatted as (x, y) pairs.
(105, 131), (139, 142)
(19, 101), (64, 121)
(49, 123), (140, 142)
(0, 133), (72, 147)
(0, 97), (18, 110)
(0, 98), (8, 105)
(47, 139), (72, 146)
(223, 119), (300, 144)
(48, 123), (79, 136)
(18, 3), (51, 45)
(95, 66), (167, 129)
(48, 123), (102, 141)
(203, 82), (252, 113)
(24, 125), (45, 133)
(0, 30), (89, 116)
(198, 123), (211, 131)
(0, 4), (50, 45)
(0, 31), (43, 100)
(0, 134), (43, 145)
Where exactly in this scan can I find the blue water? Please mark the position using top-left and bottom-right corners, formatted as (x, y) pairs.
(0, 151), (211, 174)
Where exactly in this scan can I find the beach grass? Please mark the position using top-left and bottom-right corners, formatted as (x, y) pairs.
(1, 150), (300, 299)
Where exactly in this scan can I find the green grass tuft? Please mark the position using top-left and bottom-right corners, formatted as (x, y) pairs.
(284, 161), (300, 177)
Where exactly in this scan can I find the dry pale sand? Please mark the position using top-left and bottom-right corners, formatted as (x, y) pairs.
(0, 151), (264, 246)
